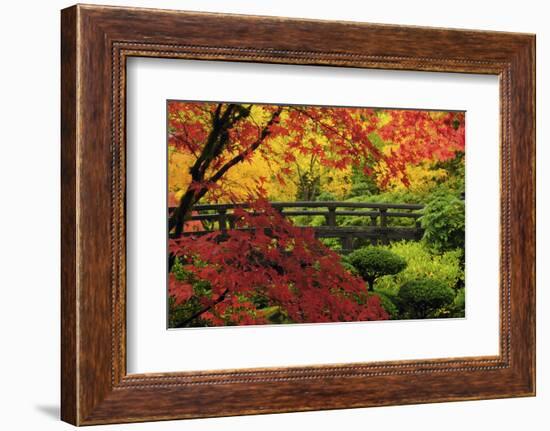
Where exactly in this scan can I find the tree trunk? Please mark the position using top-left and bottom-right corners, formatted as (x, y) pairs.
(366, 278), (375, 292)
(169, 106), (282, 237)
(169, 188), (196, 237)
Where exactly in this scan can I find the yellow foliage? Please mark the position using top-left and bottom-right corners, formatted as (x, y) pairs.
(168, 135), (353, 203)
(377, 163), (448, 194)
(224, 150), (298, 201)
(318, 165), (352, 198)
(168, 104), (460, 204)
(168, 148), (193, 198)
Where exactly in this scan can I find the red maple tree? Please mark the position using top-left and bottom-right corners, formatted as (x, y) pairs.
(169, 200), (388, 327)
(168, 102), (465, 236)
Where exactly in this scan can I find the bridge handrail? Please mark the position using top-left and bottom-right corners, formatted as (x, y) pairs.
(169, 201), (424, 250)
(169, 201), (424, 212)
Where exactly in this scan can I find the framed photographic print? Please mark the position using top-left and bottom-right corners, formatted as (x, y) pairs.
(61, 4), (535, 425)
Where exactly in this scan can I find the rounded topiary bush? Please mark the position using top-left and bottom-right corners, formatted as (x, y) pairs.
(369, 291), (400, 320)
(397, 278), (455, 319)
(340, 260), (359, 276)
(346, 246), (407, 291)
(435, 287), (465, 318)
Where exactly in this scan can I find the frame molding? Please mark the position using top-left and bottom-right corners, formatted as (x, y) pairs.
(61, 4), (535, 425)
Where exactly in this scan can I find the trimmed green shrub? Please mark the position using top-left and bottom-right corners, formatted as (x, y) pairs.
(375, 241), (464, 295)
(346, 246), (407, 291)
(341, 260), (359, 276)
(370, 291), (400, 320)
(435, 288), (466, 318)
(398, 278), (455, 319)
(449, 288), (466, 317)
(420, 192), (465, 253)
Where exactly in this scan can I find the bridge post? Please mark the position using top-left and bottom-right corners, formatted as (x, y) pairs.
(342, 234), (354, 252)
(415, 217), (422, 240)
(370, 215), (378, 245)
(218, 209), (227, 231)
(380, 208), (389, 245)
(326, 205), (337, 227)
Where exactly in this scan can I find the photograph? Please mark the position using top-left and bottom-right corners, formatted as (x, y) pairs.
(167, 101), (466, 328)
(0, 0), (541, 428)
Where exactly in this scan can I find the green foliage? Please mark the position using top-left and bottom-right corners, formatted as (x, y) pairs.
(435, 288), (466, 318)
(370, 291), (400, 320)
(289, 214), (325, 227)
(261, 306), (292, 324)
(169, 257), (214, 327)
(340, 193), (422, 231)
(249, 289), (270, 309)
(397, 278), (455, 319)
(375, 241), (464, 295)
(370, 242), (464, 320)
(168, 296), (213, 328)
(348, 164), (380, 198)
(432, 151), (465, 196)
(316, 191), (338, 201)
(346, 246), (407, 290)
(420, 192), (465, 253)
(340, 260), (359, 276)
(171, 256), (187, 281)
(345, 191), (423, 206)
(319, 237), (343, 251)
(450, 288), (466, 317)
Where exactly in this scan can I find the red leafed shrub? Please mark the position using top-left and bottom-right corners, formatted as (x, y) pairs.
(168, 273), (194, 304)
(169, 199), (388, 327)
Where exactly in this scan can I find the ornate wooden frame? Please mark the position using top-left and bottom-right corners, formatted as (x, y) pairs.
(61, 4), (536, 425)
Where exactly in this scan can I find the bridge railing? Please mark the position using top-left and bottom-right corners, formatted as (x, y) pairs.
(169, 201), (424, 252)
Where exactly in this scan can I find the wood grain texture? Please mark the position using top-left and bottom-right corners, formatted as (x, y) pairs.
(60, 4), (536, 425)
(60, 6), (78, 425)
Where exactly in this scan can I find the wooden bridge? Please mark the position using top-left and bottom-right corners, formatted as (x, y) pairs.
(170, 201), (424, 253)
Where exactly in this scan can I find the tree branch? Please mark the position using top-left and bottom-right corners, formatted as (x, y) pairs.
(207, 107), (283, 185)
(174, 288), (229, 328)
